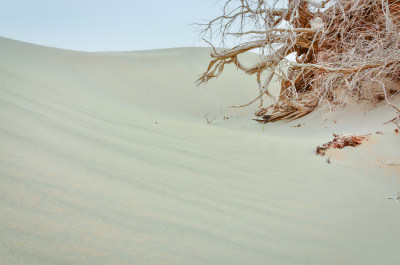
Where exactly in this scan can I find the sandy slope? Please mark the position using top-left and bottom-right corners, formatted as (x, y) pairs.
(0, 36), (399, 265)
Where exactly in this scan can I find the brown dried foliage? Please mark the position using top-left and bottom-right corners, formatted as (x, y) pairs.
(316, 133), (370, 155)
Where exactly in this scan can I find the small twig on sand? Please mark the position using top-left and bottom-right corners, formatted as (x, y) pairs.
(205, 114), (217, 124)
(380, 81), (400, 130)
(374, 160), (400, 168)
(326, 156), (331, 164)
(387, 192), (400, 205)
(384, 115), (400, 130)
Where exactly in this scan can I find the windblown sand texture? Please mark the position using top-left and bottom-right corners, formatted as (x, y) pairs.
(1, 37), (399, 265)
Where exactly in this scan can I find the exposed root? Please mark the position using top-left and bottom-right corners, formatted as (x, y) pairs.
(316, 133), (370, 155)
(197, 0), (400, 122)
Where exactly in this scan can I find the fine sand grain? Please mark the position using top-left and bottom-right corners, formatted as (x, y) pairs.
(1, 37), (399, 265)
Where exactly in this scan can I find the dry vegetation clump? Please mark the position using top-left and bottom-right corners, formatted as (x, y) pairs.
(316, 133), (370, 155)
(197, 0), (400, 122)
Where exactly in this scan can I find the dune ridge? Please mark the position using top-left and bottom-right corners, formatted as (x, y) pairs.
(0, 37), (399, 265)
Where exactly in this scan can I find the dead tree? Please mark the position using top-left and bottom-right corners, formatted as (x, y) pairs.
(197, 0), (400, 122)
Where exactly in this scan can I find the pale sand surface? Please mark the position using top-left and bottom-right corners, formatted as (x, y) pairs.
(1, 36), (399, 265)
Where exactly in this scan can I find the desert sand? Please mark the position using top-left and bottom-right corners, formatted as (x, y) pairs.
(1, 36), (399, 265)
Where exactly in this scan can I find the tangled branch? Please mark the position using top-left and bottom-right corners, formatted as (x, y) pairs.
(197, 0), (400, 122)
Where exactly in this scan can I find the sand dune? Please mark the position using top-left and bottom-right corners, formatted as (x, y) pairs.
(1, 36), (399, 265)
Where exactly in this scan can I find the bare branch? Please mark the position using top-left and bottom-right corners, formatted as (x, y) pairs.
(197, 0), (400, 122)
